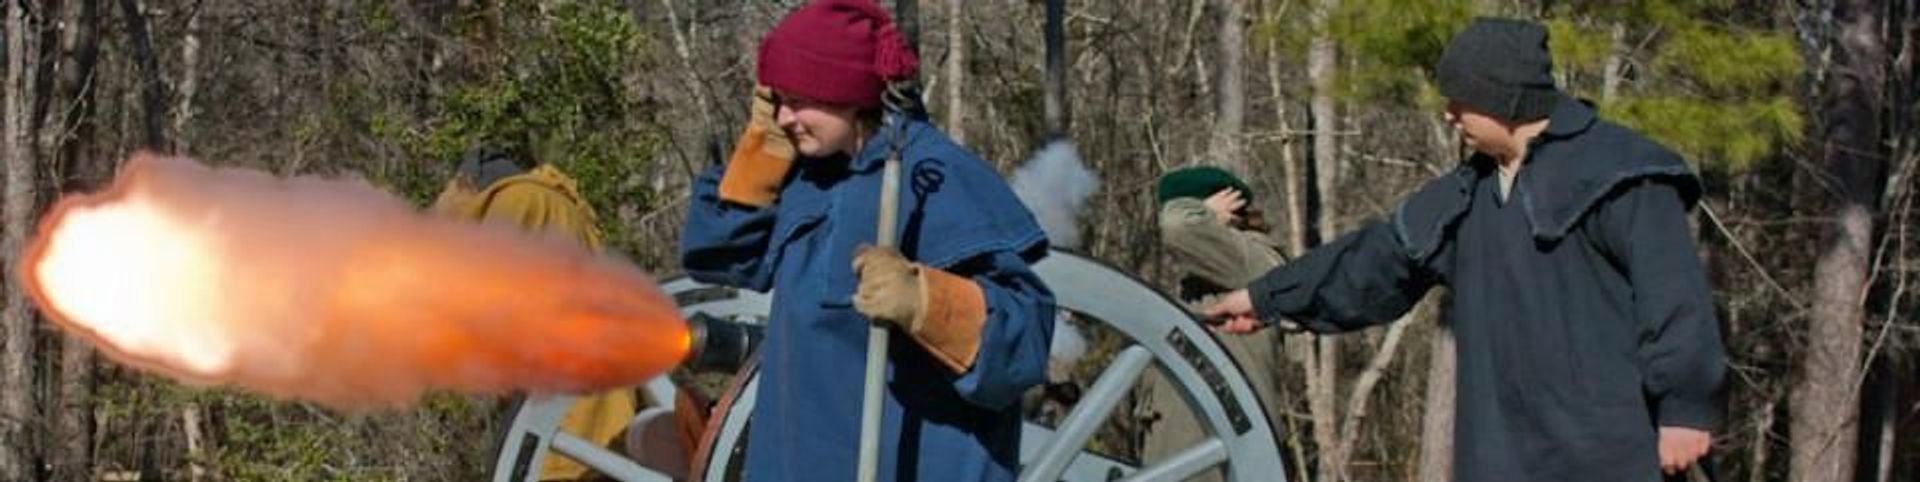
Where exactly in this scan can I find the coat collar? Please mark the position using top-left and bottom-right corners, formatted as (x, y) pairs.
(1538, 92), (1598, 139)
(1392, 95), (1702, 257)
(1516, 95), (1700, 242)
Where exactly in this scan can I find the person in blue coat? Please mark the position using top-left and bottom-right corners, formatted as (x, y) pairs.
(1205, 18), (1727, 482)
(678, 1), (1055, 481)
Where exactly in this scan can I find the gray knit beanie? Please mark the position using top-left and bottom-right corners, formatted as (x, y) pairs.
(1435, 17), (1560, 122)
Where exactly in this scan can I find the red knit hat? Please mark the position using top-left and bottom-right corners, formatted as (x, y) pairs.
(757, 0), (919, 109)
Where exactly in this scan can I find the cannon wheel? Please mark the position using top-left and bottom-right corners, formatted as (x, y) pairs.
(490, 250), (1288, 482)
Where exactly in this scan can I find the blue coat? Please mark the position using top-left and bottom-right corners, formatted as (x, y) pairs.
(681, 116), (1055, 482)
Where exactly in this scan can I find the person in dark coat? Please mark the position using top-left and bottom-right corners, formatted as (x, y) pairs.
(1204, 17), (1727, 482)
(679, 1), (1055, 481)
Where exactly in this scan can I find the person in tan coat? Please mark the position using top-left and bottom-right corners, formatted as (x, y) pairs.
(1155, 166), (1287, 302)
(1139, 166), (1290, 480)
(432, 146), (630, 482)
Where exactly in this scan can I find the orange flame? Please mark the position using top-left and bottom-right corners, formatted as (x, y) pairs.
(19, 152), (689, 410)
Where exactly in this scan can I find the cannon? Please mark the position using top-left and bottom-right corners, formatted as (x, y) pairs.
(489, 250), (1289, 482)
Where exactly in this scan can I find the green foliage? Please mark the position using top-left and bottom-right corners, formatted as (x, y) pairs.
(1545, 19), (1613, 74)
(1544, 0), (1804, 172)
(1250, 5), (1313, 61)
(1330, 0), (1475, 104)
(1281, 0), (1804, 173)
(89, 375), (498, 481)
(1654, 26), (1802, 97)
(211, 397), (394, 482)
(371, 0), (666, 256)
(1606, 95), (1803, 173)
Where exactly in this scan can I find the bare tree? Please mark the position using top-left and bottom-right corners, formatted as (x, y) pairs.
(1304, 0), (1343, 479)
(118, 0), (167, 149)
(173, 2), (202, 153)
(1043, 0), (1067, 136)
(46, 0), (104, 477)
(1307, 0), (1339, 240)
(1327, 301), (1429, 482)
(55, 0), (100, 189)
(3, 0), (43, 479)
(1416, 325), (1456, 482)
(1209, 0), (1246, 172)
(1418, 92), (1460, 482)
(893, 0), (918, 52)
(1791, 0), (1890, 480)
(1599, 22), (1625, 104)
(942, 0), (965, 144)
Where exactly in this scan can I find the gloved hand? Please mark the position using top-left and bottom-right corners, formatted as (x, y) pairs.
(852, 245), (923, 327)
(852, 245), (988, 372)
(717, 86), (796, 207)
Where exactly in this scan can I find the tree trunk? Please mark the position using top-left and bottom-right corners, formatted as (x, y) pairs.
(1790, 0), (1888, 480)
(1262, 21), (1318, 481)
(3, 0), (43, 478)
(48, 2), (99, 477)
(660, 0), (721, 170)
(1417, 86), (1459, 482)
(1305, 0), (1343, 478)
(1208, 0), (1246, 173)
(55, 0), (100, 191)
(30, 0), (65, 142)
(173, 3), (202, 153)
(1171, 0), (1206, 83)
(485, 0), (505, 57)
(1330, 300), (1429, 482)
(51, 340), (92, 481)
(1749, 395), (1777, 482)
(1265, 5), (1307, 258)
(893, 0), (919, 53)
(1859, 358), (1895, 482)
(1600, 22), (1626, 103)
(183, 406), (206, 482)
(1042, 0), (1068, 136)
(118, 0), (167, 150)
(34, 0), (65, 190)
(1308, 337), (1341, 482)
(942, 0), (965, 144)
(1416, 322), (1456, 482)
(1308, 0), (1340, 240)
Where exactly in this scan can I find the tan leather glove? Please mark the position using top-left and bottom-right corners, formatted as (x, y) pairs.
(852, 245), (988, 372)
(717, 86), (796, 207)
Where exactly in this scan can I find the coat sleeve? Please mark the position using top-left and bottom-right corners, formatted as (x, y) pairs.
(941, 250), (1056, 410)
(1158, 198), (1288, 287)
(679, 164), (780, 291)
(1594, 179), (1727, 431)
(1247, 220), (1439, 333)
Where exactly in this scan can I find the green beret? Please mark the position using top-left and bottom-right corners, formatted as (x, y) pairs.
(1156, 166), (1253, 205)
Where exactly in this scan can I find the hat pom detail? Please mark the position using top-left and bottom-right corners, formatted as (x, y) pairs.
(873, 23), (919, 81)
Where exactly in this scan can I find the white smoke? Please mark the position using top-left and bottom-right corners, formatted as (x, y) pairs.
(1008, 140), (1098, 372)
(1009, 140), (1100, 249)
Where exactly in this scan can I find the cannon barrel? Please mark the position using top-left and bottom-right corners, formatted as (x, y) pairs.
(682, 312), (764, 375)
